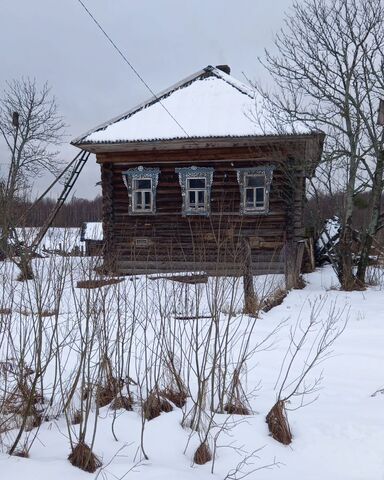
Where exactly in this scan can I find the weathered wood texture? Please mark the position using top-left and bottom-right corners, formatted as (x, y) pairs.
(97, 142), (312, 275)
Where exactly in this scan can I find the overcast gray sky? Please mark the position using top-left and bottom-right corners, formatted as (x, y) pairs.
(0, 0), (294, 199)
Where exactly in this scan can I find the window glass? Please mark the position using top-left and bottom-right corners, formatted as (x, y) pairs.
(144, 191), (151, 207)
(133, 181), (152, 211)
(188, 178), (206, 189)
(134, 191), (142, 209)
(186, 177), (207, 210)
(246, 189), (254, 205)
(197, 191), (205, 205)
(255, 188), (264, 203)
(246, 175), (264, 187)
(135, 179), (151, 189)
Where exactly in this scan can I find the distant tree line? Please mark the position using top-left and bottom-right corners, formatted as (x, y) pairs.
(14, 195), (102, 228)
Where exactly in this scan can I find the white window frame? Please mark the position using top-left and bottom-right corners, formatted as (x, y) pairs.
(237, 165), (274, 215)
(122, 166), (160, 215)
(244, 174), (266, 212)
(175, 166), (214, 216)
(185, 177), (208, 212)
(132, 177), (153, 213)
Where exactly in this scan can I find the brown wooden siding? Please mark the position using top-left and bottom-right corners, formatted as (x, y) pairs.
(99, 143), (308, 275)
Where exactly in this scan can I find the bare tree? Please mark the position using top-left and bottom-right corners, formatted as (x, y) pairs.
(0, 78), (66, 253)
(255, 0), (384, 289)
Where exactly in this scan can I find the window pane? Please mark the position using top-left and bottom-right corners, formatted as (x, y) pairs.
(246, 175), (264, 187)
(255, 188), (264, 204)
(189, 191), (196, 204)
(144, 191), (151, 208)
(198, 190), (205, 205)
(188, 178), (206, 189)
(135, 191), (142, 209)
(246, 188), (254, 206)
(136, 179), (151, 189)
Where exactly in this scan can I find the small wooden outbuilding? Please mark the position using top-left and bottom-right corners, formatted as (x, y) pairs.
(80, 222), (104, 256)
(72, 65), (324, 283)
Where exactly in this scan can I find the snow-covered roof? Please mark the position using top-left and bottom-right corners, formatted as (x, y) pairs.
(81, 222), (103, 241)
(72, 65), (310, 146)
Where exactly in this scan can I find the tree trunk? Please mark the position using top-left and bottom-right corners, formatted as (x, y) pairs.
(337, 224), (356, 290)
(242, 239), (258, 315)
(356, 148), (384, 283)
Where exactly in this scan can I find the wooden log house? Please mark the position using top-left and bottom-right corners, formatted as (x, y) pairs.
(72, 65), (324, 281)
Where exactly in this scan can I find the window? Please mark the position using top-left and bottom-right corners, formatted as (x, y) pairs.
(122, 166), (160, 215)
(132, 178), (153, 212)
(176, 166), (214, 216)
(244, 175), (265, 211)
(237, 166), (274, 214)
(186, 177), (207, 212)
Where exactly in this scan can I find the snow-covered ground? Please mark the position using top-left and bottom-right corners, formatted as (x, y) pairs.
(0, 257), (383, 480)
(13, 227), (82, 254)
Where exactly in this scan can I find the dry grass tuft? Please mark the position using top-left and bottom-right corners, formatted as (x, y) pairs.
(294, 275), (307, 290)
(68, 442), (102, 473)
(10, 448), (29, 458)
(0, 307), (12, 315)
(224, 400), (250, 415)
(111, 394), (134, 411)
(160, 387), (188, 408)
(262, 288), (288, 312)
(143, 391), (173, 420)
(38, 309), (59, 317)
(95, 377), (122, 408)
(96, 385), (115, 408)
(71, 409), (82, 425)
(193, 442), (212, 465)
(266, 400), (292, 445)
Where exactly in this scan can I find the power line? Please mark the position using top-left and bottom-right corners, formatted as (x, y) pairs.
(75, 0), (190, 138)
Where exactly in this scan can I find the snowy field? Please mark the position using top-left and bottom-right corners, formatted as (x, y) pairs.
(0, 252), (383, 480)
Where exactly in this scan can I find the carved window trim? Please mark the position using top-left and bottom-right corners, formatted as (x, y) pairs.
(175, 166), (214, 216)
(122, 166), (160, 215)
(236, 165), (274, 215)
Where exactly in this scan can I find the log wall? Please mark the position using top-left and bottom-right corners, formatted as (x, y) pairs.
(97, 142), (309, 275)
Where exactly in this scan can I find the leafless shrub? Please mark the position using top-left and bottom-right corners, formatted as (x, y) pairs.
(224, 368), (251, 416)
(267, 298), (347, 444)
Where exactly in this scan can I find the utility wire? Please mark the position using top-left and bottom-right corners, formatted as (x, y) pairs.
(75, 0), (190, 138)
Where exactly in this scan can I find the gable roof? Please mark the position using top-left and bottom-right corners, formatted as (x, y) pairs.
(72, 65), (310, 147)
